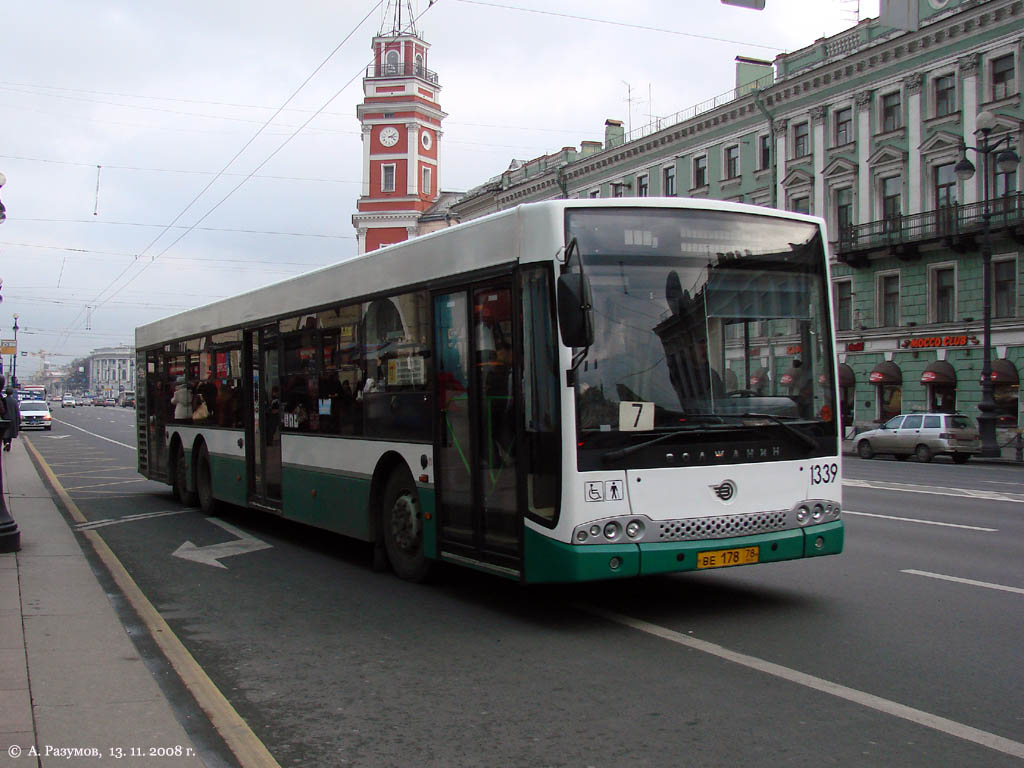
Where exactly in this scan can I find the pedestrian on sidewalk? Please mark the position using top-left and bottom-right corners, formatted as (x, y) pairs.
(0, 377), (18, 451)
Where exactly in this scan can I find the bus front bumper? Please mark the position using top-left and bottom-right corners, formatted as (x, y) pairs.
(524, 521), (843, 583)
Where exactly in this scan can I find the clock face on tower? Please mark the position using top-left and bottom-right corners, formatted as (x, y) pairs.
(380, 126), (400, 147)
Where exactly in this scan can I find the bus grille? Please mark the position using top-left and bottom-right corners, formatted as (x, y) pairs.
(657, 510), (789, 541)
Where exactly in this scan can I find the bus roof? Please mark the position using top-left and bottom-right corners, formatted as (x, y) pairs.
(135, 198), (824, 349)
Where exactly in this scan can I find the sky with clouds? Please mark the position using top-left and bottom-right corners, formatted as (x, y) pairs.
(0, 0), (879, 380)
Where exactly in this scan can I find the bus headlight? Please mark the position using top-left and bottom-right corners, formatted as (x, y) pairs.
(625, 520), (645, 539)
(603, 521), (622, 540)
(796, 505), (810, 524)
(576, 530), (588, 542)
(812, 503), (824, 522)
(590, 525), (601, 537)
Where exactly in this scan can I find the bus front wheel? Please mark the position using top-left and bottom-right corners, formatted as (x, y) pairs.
(172, 444), (197, 506)
(381, 469), (432, 582)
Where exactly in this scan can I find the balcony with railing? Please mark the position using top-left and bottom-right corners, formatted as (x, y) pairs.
(836, 193), (1024, 267)
(365, 62), (439, 85)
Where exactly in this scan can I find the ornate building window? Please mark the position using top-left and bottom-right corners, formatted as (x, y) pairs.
(834, 107), (852, 146)
(881, 91), (902, 132)
(933, 74), (956, 117)
(793, 122), (810, 157)
(992, 54), (1015, 100)
(692, 155), (708, 188)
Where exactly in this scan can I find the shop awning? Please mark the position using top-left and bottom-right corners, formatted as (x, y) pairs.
(868, 360), (901, 385)
(991, 358), (1019, 384)
(920, 360), (956, 385)
(838, 363), (855, 388)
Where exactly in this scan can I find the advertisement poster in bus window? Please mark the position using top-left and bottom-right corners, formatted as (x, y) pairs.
(216, 352), (228, 379)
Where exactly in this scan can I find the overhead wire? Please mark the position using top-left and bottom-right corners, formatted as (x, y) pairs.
(453, 0), (789, 52)
(55, 0), (387, 346)
(88, 0), (442, 316)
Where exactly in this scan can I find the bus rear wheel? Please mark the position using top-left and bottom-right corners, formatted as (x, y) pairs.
(381, 469), (431, 582)
(172, 444), (197, 506)
(195, 444), (218, 515)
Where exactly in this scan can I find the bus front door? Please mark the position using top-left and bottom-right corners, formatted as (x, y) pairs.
(246, 325), (282, 508)
(434, 285), (521, 576)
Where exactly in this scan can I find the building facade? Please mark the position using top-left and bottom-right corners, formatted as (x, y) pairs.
(450, 0), (1024, 433)
(89, 346), (135, 397)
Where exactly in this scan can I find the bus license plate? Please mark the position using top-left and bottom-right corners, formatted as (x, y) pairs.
(696, 546), (759, 569)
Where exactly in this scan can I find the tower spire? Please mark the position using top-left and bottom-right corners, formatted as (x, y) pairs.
(380, 0), (418, 37)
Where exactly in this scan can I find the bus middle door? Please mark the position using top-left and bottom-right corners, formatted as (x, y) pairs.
(433, 284), (521, 576)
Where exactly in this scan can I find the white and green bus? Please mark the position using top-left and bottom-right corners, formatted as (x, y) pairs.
(135, 199), (843, 583)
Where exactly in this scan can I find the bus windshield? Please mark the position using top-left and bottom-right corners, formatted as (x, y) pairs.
(566, 207), (837, 469)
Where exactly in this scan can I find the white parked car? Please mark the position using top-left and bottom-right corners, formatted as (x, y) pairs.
(855, 412), (980, 463)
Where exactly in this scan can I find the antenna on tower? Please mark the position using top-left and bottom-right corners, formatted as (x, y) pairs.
(380, 0), (418, 36)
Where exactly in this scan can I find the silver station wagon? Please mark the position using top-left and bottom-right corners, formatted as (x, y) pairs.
(855, 412), (980, 463)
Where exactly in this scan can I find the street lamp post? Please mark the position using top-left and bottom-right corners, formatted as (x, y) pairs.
(955, 110), (1021, 457)
(10, 314), (17, 389)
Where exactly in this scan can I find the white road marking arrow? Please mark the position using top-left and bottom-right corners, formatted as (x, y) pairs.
(172, 517), (272, 569)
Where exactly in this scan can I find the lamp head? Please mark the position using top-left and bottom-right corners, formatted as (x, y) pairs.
(976, 109), (997, 133)
(996, 148), (1020, 175)
(955, 156), (976, 181)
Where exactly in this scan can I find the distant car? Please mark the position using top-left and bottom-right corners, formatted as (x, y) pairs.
(103, 397), (117, 407)
(62, 395), (76, 408)
(19, 400), (53, 431)
(855, 412), (980, 463)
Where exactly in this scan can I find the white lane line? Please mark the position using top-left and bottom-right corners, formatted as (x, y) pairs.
(843, 510), (997, 532)
(50, 417), (136, 450)
(582, 605), (1024, 761)
(76, 510), (188, 530)
(844, 478), (1024, 504)
(902, 570), (1024, 596)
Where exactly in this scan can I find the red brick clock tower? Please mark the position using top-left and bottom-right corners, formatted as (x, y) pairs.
(352, 1), (446, 253)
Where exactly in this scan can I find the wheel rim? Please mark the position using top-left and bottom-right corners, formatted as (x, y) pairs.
(389, 491), (421, 553)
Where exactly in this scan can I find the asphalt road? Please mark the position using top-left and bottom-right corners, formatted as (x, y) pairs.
(21, 406), (1024, 767)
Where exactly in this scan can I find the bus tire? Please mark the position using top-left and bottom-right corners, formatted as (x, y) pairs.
(195, 443), (218, 515)
(381, 469), (432, 582)
(172, 443), (197, 506)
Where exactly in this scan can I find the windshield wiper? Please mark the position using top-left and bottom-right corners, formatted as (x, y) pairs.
(734, 412), (818, 452)
(599, 413), (818, 462)
(600, 425), (711, 462)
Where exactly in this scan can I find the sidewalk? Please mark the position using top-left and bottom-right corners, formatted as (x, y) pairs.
(0, 439), (205, 767)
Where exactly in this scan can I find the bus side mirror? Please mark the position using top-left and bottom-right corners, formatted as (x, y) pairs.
(556, 272), (594, 349)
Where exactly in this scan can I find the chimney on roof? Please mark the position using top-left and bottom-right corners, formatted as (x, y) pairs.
(580, 140), (602, 158)
(604, 119), (624, 150)
(735, 56), (773, 96)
